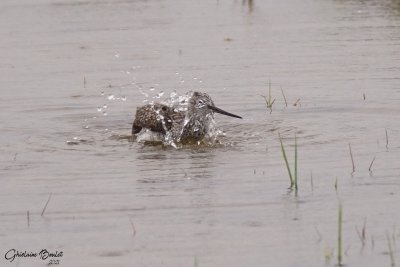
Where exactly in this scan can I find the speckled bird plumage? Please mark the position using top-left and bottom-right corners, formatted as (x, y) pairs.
(132, 92), (242, 142)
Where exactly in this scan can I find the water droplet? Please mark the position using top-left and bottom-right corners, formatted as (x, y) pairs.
(83, 125), (89, 129)
(101, 91), (105, 96)
(103, 104), (107, 109)
(175, 72), (179, 75)
(156, 91), (164, 98)
(107, 94), (115, 100)
(73, 136), (78, 140)
(126, 71), (131, 75)
(183, 118), (190, 126)
(97, 107), (102, 112)
(103, 111), (108, 116)
(121, 96), (127, 101)
(115, 53), (120, 58)
(149, 87), (155, 91)
(180, 80), (185, 83)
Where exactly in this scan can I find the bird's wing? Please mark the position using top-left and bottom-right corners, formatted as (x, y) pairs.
(132, 104), (173, 134)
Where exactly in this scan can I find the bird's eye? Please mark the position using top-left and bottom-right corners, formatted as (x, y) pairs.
(198, 100), (204, 105)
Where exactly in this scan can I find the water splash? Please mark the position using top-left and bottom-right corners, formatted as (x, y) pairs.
(155, 91), (164, 98)
(135, 91), (224, 148)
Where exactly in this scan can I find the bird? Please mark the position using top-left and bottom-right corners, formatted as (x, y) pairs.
(132, 91), (242, 143)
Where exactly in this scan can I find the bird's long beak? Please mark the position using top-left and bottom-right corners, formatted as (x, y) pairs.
(209, 105), (242, 119)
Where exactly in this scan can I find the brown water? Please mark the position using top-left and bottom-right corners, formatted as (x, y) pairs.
(1, 0), (400, 266)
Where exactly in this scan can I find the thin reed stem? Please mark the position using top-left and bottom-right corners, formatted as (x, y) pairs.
(338, 202), (343, 266)
(349, 143), (355, 173)
(279, 133), (294, 188)
(41, 193), (52, 217)
(386, 129), (389, 149)
(387, 231), (395, 267)
(280, 86), (288, 107)
(310, 171), (314, 192)
(294, 134), (298, 191)
(369, 156), (376, 172)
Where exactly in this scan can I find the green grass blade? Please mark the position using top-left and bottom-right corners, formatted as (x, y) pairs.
(269, 80), (272, 105)
(386, 231), (395, 267)
(338, 202), (343, 266)
(294, 134), (298, 190)
(279, 133), (293, 188)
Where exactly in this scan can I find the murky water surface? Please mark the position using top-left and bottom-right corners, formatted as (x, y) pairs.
(1, 0), (400, 266)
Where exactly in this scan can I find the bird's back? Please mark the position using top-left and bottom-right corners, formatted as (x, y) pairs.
(132, 103), (176, 134)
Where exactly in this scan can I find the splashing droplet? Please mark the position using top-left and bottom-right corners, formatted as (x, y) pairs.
(156, 91), (164, 98)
